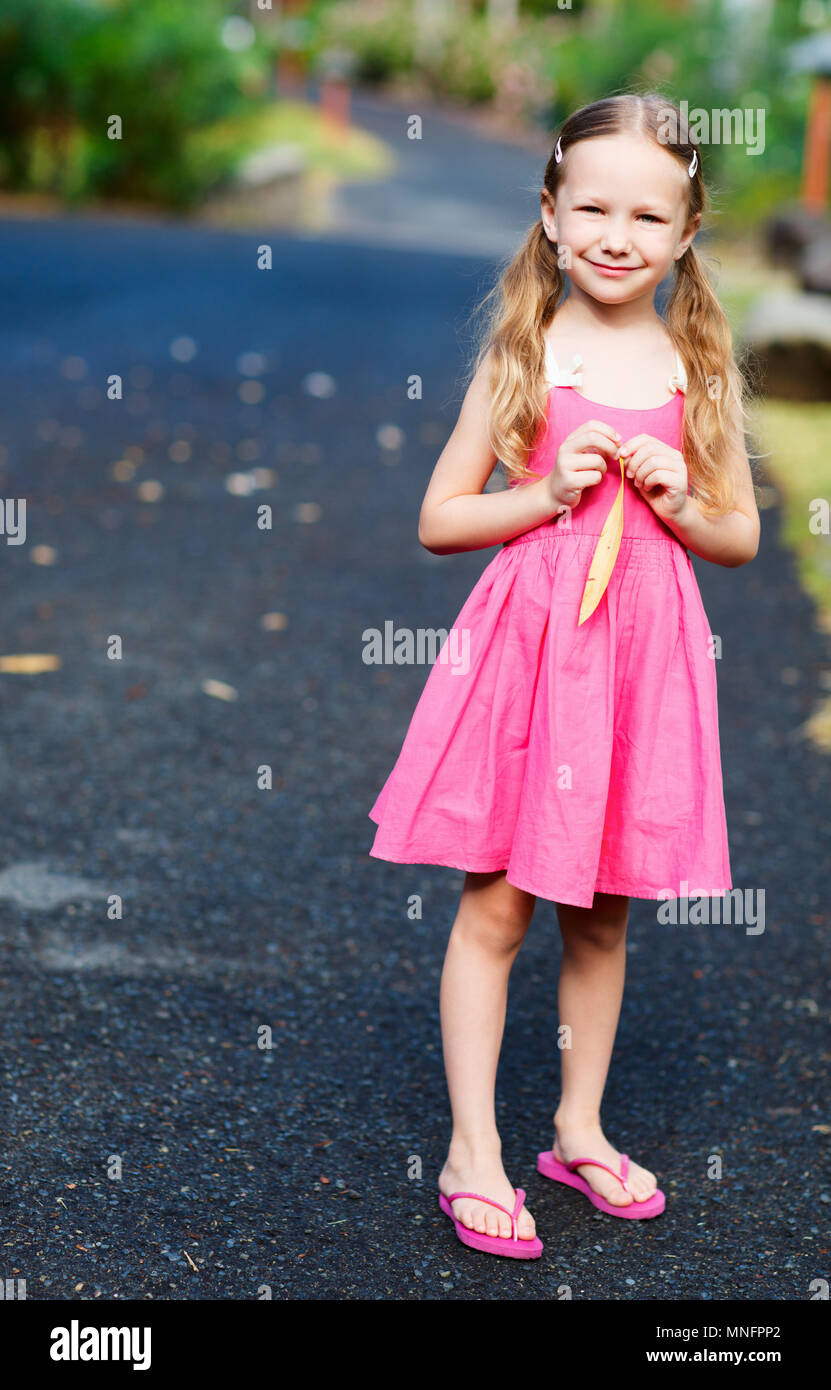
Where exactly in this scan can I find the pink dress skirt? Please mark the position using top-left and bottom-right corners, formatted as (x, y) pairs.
(367, 375), (732, 909)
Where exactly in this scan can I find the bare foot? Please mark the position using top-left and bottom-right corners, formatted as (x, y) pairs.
(552, 1123), (659, 1207)
(438, 1145), (537, 1241)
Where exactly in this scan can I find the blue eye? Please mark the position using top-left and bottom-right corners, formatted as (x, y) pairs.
(578, 206), (663, 223)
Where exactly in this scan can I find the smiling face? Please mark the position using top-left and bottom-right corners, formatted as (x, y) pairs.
(541, 134), (700, 306)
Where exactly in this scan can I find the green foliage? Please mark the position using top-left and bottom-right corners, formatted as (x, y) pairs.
(430, 14), (502, 104)
(0, 0), (93, 187)
(309, 0), (415, 84)
(551, 0), (815, 231)
(0, 0), (818, 223)
(309, 0), (817, 231)
(0, 0), (273, 207)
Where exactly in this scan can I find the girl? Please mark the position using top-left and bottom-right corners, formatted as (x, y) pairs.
(368, 93), (760, 1259)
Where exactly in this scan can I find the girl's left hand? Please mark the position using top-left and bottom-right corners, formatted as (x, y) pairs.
(618, 434), (689, 519)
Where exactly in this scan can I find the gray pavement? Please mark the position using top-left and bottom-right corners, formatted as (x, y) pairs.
(306, 80), (552, 255)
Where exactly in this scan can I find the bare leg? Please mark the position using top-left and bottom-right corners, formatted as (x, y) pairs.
(437, 870), (538, 1240)
(552, 892), (658, 1205)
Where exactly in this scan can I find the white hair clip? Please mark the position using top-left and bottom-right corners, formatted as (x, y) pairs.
(554, 133), (696, 174)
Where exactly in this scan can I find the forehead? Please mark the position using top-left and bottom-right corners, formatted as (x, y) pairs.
(560, 134), (686, 209)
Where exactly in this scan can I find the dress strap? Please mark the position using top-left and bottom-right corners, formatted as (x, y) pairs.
(544, 340), (687, 394)
(668, 346), (688, 395)
(544, 341), (583, 388)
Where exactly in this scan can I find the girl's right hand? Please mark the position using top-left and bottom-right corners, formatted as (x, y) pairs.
(547, 421), (622, 511)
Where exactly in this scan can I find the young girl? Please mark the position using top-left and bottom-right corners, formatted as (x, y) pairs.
(368, 93), (760, 1259)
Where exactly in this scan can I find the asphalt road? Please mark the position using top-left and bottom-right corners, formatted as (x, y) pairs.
(0, 191), (828, 1302)
(312, 80), (552, 256)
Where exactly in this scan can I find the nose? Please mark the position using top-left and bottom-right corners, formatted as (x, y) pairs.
(600, 221), (632, 255)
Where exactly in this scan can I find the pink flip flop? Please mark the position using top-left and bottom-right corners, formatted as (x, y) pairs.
(439, 1186), (543, 1259)
(537, 1150), (665, 1219)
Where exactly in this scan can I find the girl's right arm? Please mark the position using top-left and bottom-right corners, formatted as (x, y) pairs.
(418, 351), (621, 555)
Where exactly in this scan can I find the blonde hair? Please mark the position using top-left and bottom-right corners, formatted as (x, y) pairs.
(468, 92), (754, 516)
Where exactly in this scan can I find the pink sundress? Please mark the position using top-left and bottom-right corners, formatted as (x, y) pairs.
(367, 341), (732, 909)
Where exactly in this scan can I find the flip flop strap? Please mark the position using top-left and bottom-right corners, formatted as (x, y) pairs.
(566, 1155), (631, 1194)
(446, 1187), (525, 1241)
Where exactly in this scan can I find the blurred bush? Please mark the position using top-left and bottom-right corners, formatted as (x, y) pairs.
(306, 0), (415, 86)
(0, 0), (275, 207)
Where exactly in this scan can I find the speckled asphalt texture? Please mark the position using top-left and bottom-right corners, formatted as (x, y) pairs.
(0, 201), (828, 1305)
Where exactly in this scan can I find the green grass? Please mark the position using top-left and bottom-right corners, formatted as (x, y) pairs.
(188, 98), (394, 183)
(751, 400), (831, 749)
(709, 238), (831, 749)
(711, 238), (831, 630)
(750, 401), (831, 629)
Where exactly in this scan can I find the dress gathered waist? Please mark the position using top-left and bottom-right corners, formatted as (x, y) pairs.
(502, 519), (687, 570)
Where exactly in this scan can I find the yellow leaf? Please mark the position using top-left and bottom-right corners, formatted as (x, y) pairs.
(578, 455), (626, 626)
(0, 653), (62, 673)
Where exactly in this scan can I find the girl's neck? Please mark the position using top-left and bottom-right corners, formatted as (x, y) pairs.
(554, 288), (663, 337)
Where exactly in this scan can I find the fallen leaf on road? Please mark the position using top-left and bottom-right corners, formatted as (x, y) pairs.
(201, 679), (238, 701)
(0, 654), (61, 673)
(31, 546), (58, 566)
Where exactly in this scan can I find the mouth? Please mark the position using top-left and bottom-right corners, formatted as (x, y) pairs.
(586, 259), (641, 277)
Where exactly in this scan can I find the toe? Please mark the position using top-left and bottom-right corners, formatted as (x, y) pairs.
(602, 1176), (633, 1205)
(518, 1206), (536, 1239)
(608, 1185), (634, 1206)
(629, 1165), (658, 1201)
(578, 1165), (632, 1205)
(457, 1200), (482, 1233)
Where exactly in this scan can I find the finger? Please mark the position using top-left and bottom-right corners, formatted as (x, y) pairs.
(623, 450), (651, 478)
(640, 469), (677, 492)
(631, 457), (658, 484)
(628, 449), (662, 481)
(618, 433), (652, 453)
(576, 429), (619, 449)
(576, 432), (620, 458)
(621, 444), (660, 473)
(569, 452), (608, 473)
(564, 462), (606, 487)
(586, 420), (624, 445)
(634, 457), (678, 487)
(577, 422), (622, 443)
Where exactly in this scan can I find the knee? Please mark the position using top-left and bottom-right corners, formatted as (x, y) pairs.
(560, 902), (629, 952)
(454, 901), (533, 956)
(569, 920), (626, 952)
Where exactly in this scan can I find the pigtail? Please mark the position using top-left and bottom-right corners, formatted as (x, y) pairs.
(468, 220), (567, 482)
(665, 246), (750, 515)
